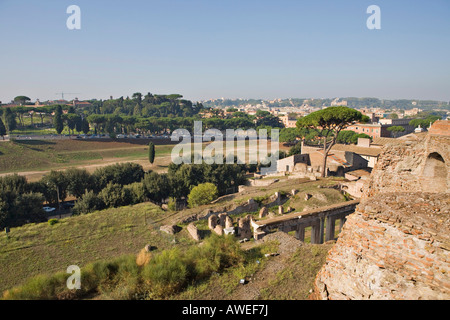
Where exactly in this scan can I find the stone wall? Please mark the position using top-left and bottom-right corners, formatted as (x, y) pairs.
(362, 133), (449, 196)
(314, 193), (449, 299)
(314, 129), (450, 300)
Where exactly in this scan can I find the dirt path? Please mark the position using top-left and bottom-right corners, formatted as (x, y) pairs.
(0, 155), (173, 181)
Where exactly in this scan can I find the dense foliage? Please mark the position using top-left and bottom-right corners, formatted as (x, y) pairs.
(0, 159), (250, 227)
(187, 183), (219, 208)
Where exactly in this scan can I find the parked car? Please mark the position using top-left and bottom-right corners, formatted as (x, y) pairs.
(43, 206), (56, 213)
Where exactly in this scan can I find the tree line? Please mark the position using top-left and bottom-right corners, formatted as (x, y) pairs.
(1, 94), (285, 138)
(0, 160), (252, 229)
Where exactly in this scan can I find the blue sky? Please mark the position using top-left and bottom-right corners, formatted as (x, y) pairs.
(0, 0), (449, 103)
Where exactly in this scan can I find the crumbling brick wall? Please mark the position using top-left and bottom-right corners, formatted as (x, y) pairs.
(313, 129), (450, 300)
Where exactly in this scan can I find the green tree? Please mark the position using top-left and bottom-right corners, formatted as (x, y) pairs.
(72, 190), (105, 215)
(65, 168), (93, 199)
(288, 142), (302, 156)
(188, 183), (218, 208)
(148, 142), (155, 164)
(12, 192), (46, 226)
(336, 130), (357, 144)
(279, 127), (299, 143)
(13, 96), (31, 106)
(92, 163), (144, 191)
(41, 171), (69, 207)
(99, 182), (131, 208)
(123, 182), (146, 204)
(0, 174), (29, 228)
(53, 105), (64, 135)
(296, 107), (366, 177)
(132, 92), (142, 104)
(0, 118), (6, 140)
(3, 108), (17, 133)
(387, 126), (405, 138)
(143, 172), (171, 203)
(81, 118), (90, 134)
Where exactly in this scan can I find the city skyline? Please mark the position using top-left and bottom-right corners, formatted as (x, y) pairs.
(1, 0), (450, 103)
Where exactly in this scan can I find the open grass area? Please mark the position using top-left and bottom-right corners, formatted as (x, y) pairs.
(0, 139), (175, 178)
(0, 202), (190, 293)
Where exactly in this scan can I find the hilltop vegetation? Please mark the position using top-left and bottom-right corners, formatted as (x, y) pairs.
(0, 176), (348, 297)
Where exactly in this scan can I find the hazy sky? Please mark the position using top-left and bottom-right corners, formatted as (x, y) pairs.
(1, 0), (449, 103)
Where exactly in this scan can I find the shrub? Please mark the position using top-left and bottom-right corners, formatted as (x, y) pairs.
(141, 248), (188, 298)
(88, 255), (140, 300)
(48, 219), (59, 226)
(124, 182), (146, 204)
(186, 234), (244, 281)
(167, 197), (177, 211)
(3, 235), (245, 300)
(187, 183), (218, 208)
(3, 272), (72, 300)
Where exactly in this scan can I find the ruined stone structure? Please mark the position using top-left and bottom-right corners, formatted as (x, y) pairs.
(238, 215), (253, 239)
(314, 123), (450, 300)
(252, 200), (359, 242)
(187, 223), (201, 242)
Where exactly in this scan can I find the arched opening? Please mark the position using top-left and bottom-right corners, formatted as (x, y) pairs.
(421, 152), (448, 192)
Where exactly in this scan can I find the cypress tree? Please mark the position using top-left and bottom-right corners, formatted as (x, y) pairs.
(0, 118), (6, 140)
(54, 105), (64, 135)
(148, 142), (155, 164)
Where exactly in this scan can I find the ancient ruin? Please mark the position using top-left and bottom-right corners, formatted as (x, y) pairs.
(313, 122), (450, 299)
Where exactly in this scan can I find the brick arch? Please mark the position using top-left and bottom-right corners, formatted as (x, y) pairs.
(421, 152), (448, 193)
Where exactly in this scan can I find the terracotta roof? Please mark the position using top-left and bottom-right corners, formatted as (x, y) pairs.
(330, 144), (382, 157)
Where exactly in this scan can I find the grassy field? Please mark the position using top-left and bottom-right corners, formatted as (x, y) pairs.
(0, 202), (193, 293)
(0, 139), (177, 180)
(0, 138), (289, 182)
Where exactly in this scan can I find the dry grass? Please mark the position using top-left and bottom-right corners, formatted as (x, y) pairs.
(0, 202), (191, 293)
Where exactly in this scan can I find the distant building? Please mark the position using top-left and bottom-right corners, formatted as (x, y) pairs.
(276, 139), (380, 177)
(279, 115), (298, 128)
(277, 154), (309, 173)
(72, 98), (92, 108)
(347, 118), (416, 138)
(404, 108), (422, 116)
(330, 98), (348, 107)
(347, 123), (385, 138)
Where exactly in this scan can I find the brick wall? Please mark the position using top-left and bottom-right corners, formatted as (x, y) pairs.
(428, 120), (450, 136)
(314, 193), (450, 299)
(313, 131), (450, 300)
